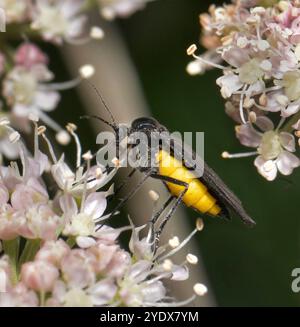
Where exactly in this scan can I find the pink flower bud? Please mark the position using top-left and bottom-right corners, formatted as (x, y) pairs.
(15, 43), (48, 69)
(35, 240), (70, 266)
(21, 261), (59, 292)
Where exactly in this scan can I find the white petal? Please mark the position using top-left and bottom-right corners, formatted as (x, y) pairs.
(142, 281), (166, 303)
(34, 91), (60, 111)
(66, 16), (87, 39)
(76, 236), (96, 249)
(61, 0), (83, 18)
(13, 104), (33, 117)
(0, 184), (9, 205)
(282, 102), (300, 117)
(236, 123), (261, 148)
(128, 260), (152, 283)
(254, 156), (277, 181)
(0, 140), (19, 159)
(265, 92), (282, 113)
(292, 119), (300, 130)
(51, 155), (75, 190)
(216, 73), (243, 98)
(59, 194), (78, 217)
(246, 80), (265, 96)
(222, 47), (250, 67)
(88, 279), (117, 306)
(280, 132), (296, 152)
(276, 151), (300, 175)
(171, 265), (189, 281)
(94, 225), (123, 243)
(83, 192), (107, 220)
(255, 116), (274, 132)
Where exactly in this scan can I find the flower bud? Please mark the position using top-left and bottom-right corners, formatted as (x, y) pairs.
(21, 261), (59, 292)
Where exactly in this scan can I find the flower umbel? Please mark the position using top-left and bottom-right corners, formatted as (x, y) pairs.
(188, 0), (300, 180)
(0, 122), (206, 307)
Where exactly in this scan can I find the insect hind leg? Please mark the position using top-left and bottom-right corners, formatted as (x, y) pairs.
(150, 173), (189, 250)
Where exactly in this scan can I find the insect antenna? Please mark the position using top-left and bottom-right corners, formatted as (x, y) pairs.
(84, 79), (117, 127)
(80, 114), (117, 132)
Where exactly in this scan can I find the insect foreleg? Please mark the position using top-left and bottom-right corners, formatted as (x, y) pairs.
(97, 168), (154, 230)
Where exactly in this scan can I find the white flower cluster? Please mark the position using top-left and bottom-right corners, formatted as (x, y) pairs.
(188, 0), (300, 181)
(0, 120), (206, 307)
(0, 0), (155, 163)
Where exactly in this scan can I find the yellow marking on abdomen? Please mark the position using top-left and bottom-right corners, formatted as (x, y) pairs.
(158, 150), (221, 216)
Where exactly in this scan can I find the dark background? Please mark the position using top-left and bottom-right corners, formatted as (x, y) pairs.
(48, 0), (300, 306)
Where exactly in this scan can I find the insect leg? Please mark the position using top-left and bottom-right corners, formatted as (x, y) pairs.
(148, 195), (174, 250)
(150, 195), (174, 226)
(150, 173), (189, 247)
(98, 169), (154, 228)
(113, 168), (137, 197)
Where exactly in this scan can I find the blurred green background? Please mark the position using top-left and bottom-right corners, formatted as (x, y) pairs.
(113, 0), (300, 306)
(45, 0), (300, 306)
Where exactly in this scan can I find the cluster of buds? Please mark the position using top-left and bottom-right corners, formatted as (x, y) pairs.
(0, 119), (207, 307)
(188, 0), (300, 181)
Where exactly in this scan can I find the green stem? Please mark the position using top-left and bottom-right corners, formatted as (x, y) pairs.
(39, 291), (46, 307)
(281, 113), (300, 133)
(82, 0), (97, 11)
(2, 238), (20, 285)
(66, 237), (76, 248)
(18, 239), (41, 270)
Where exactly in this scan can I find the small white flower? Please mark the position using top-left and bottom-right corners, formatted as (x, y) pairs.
(52, 155), (116, 197)
(3, 65), (60, 129)
(238, 59), (264, 85)
(217, 73), (243, 98)
(31, 0), (87, 44)
(99, 0), (152, 20)
(60, 192), (107, 239)
(235, 117), (300, 180)
(0, 0), (30, 23)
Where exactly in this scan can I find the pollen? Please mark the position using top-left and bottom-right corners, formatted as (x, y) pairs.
(187, 254), (198, 265)
(193, 283), (208, 296)
(187, 44), (197, 56)
(196, 218), (204, 231)
(169, 236), (180, 248)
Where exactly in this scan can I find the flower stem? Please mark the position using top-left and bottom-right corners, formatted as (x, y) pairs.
(39, 291), (46, 307)
(282, 113), (300, 133)
(2, 238), (20, 285)
(66, 237), (76, 248)
(18, 239), (41, 270)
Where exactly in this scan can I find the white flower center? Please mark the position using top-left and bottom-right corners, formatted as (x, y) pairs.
(13, 71), (37, 105)
(239, 59), (264, 84)
(70, 213), (95, 236)
(1, 0), (27, 21)
(37, 6), (68, 36)
(258, 130), (282, 160)
(281, 71), (300, 101)
(64, 288), (93, 307)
